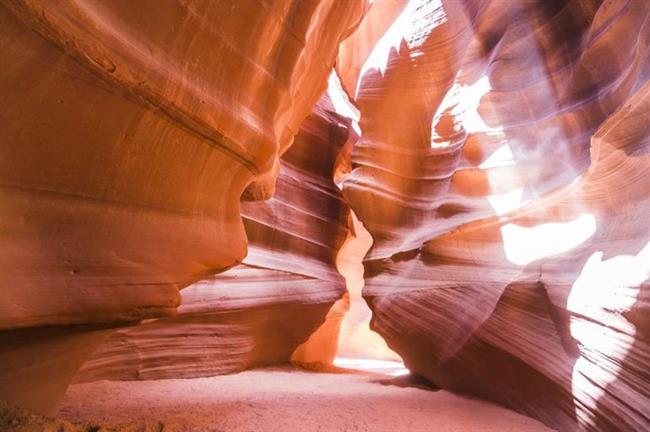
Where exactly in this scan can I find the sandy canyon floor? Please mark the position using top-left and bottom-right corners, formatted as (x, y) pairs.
(51, 366), (555, 432)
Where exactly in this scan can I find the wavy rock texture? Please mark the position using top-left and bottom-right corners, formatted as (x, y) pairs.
(0, 0), (364, 413)
(2, 0), (648, 430)
(74, 97), (352, 382)
(336, 0), (408, 96)
(342, 0), (649, 431)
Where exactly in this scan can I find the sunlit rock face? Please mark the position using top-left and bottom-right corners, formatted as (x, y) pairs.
(0, 0), (364, 413)
(74, 97), (352, 381)
(342, 0), (649, 430)
(1, 0), (647, 428)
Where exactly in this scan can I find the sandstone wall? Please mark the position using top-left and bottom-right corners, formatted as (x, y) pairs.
(74, 97), (352, 381)
(341, 1), (649, 430)
(0, 0), (364, 413)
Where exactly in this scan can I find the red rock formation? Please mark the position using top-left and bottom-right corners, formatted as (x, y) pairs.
(0, 0), (364, 413)
(74, 97), (352, 381)
(336, 0), (408, 95)
(1, 1), (648, 430)
(341, 0), (650, 430)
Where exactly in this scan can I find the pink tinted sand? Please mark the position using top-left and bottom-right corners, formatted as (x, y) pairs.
(58, 367), (555, 431)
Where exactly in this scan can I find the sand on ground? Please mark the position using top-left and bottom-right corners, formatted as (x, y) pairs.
(57, 367), (556, 432)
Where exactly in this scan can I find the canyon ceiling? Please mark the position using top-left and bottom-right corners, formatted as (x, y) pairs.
(0, 1), (648, 431)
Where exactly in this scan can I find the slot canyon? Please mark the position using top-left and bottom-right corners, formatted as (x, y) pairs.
(0, 0), (648, 431)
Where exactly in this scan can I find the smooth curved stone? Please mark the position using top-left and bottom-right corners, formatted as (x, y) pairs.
(0, 0), (363, 413)
(75, 96), (353, 382)
(343, 1), (650, 430)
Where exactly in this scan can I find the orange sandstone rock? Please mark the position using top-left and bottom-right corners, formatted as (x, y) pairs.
(343, 1), (650, 430)
(0, 0), (364, 413)
(74, 96), (353, 382)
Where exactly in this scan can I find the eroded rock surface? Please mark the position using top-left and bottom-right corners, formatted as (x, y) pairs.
(0, 0), (363, 412)
(75, 97), (352, 381)
(1, 0), (648, 430)
(341, 1), (650, 431)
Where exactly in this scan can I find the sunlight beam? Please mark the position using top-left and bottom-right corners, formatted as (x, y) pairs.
(500, 213), (597, 266)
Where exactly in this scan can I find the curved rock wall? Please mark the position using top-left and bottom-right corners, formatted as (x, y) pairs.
(342, 0), (649, 430)
(1, 0), (647, 429)
(74, 97), (352, 381)
(0, 0), (364, 413)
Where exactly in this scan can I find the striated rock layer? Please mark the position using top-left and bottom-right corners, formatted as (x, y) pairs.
(2, 0), (648, 429)
(341, 1), (650, 431)
(0, 0), (364, 413)
(75, 97), (352, 381)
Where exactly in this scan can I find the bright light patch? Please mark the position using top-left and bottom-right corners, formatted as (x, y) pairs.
(334, 213), (406, 370)
(431, 75), (504, 147)
(479, 144), (515, 169)
(358, 1), (416, 90)
(500, 213), (597, 266)
(334, 357), (410, 377)
(357, 0), (445, 96)
(486, 188), (524, 216)
(406, 0), (447, 51)
(457, 75), (501, 135)
(568, 242), (650, 328)
(481, 145), (526, 216)
(327, 71), (361, 135)
(569, 243), (650, 420)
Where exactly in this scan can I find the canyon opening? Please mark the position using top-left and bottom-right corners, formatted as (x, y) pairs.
(0, 1), (648, 431)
